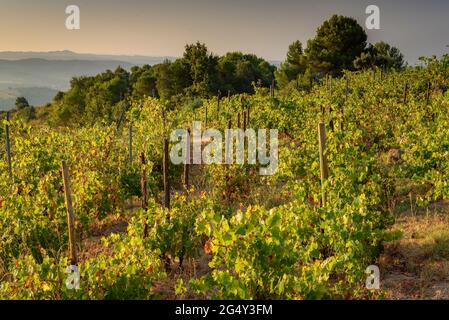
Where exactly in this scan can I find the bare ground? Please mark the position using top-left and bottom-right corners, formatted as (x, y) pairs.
(380, 200), (449, 299)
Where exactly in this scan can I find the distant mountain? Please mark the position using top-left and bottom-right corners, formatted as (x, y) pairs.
(0, 51), (175, 111)
(0, 50), (175, 66)
(0, 58), (134, 89)
(0, 87), (59, 110)
(0, 51), (278, 111)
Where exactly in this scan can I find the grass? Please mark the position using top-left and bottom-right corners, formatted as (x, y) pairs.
(380, 200), (449, 299)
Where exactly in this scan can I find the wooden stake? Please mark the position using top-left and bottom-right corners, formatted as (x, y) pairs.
(345, 76), (349, 100)
(426, 81), (431, 106)
(183, 129), (190, 190)
(62, 160), (77, 266)
(403, 83), (408, 104)
(318, 123), (329, 207)
(140, 152), (148, 210)
(128, 123), (133, 163)
(243, 110), (247, 131)
(237, 112), (241, 129)
(163, 138), (170, 210)
(140, 152), (149, 238)
(329, 107), (334, 132)
(5, 112), (12, 179)
(217, 90), (221, 120)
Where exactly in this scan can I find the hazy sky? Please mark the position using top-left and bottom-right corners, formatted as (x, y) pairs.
(0, 0), (448, 63)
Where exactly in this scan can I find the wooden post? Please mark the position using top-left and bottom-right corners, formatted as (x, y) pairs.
(163, 139), (170, 210)
(5, 112), (12, 179)
(247, 107), (250, 127)
(243, 110), (247, 131)
(183, 129), (190, 190)
(237, 112), (241, 129)
(128, 123), (133, 163)
(217, 90), (221, 120)
(62, 160), (77, 266)
(318, 123), (329, 207)
(403, 83), (408, 104)
(227, 119), (232, 130)
(140, 152), (148, 210)
(329, 107), (334, 132)
(426, 81), (431, 106)
(345, 76), (349, 100)
(140, 152), (149, 238)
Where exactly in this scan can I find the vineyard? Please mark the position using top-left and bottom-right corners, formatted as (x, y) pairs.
(1, 55), (449, 300)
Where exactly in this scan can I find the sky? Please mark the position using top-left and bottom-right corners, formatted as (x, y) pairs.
(0, 0), (448, 64)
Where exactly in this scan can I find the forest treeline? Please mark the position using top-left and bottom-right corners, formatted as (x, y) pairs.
(6, 15), (406, 125)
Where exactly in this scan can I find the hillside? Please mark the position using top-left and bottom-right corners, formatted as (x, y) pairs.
(0, 51), (174, 111)
(1, 62), (448, 299)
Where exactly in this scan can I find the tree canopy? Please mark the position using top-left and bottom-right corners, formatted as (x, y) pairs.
(48, 15), (406, 125)
(354, 41), (405, 70)
(276, 15), (405, 90)
(15, 97), (30, 110)
(50, 43), (275, 125)
(305, 15), (367, 76)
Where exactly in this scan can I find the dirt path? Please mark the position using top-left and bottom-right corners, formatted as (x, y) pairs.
(379, 200), (449, 299)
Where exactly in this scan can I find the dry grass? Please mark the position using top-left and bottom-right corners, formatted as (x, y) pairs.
(380, 200), (449, 299)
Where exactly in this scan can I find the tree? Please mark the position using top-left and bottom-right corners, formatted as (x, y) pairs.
(21, 106), (36, 121)
(354, 41), (405, 70)
(53, 91), (65, 102)
(133, 70), (157, 97)
(14, 97), (36, 121)
(305, 15), (367, 76)
(132, 67), (157, 98)
(15, 97), (30, 110)
(218, 52), (275, 94)
(275, 41), (308, 88)
(84, 67), (130, 122)
(183, 42), (219, 96)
